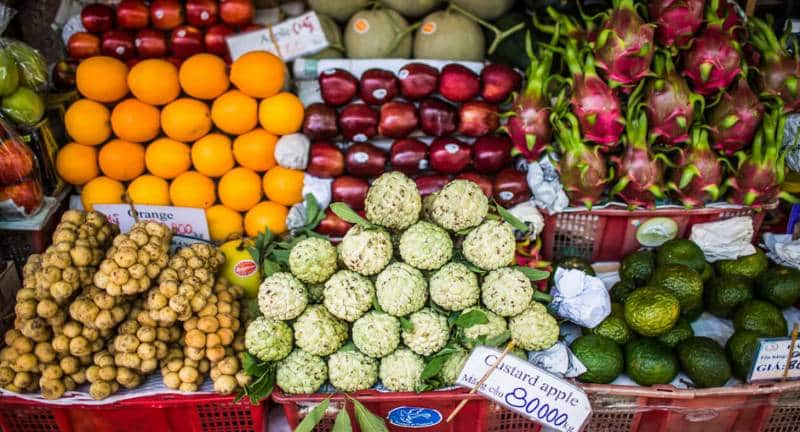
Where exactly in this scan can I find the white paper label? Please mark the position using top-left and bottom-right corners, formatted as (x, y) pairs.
(93, 204), (210, 247)
(748, 337), (800, 382)
(226, 11), (328, 61)
(456, 346), (591, 432)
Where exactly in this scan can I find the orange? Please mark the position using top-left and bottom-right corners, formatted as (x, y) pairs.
(211, 90), (257, 135)
(64, 99), (111, 146)
(81, 176), (125, 211)
(230, 51), (285, 98)
(262, 166), (304, 206)
(145, 137), (192, 179)
(191, 133), (234, 178)
(56, 143), (98, 186)
(76, 56), (129, 103)
(127, 175), (170, 205)
(205, 204), (244, 242)
(233, 128), (277, 172)
(218, 167), (262, 212)
(161, 98), (212, 142)
(169, 171), (216, 208)
(179, 53), (230, 100)
(258, 92), (304, 135)
(110, 98), (161, 143)
(98, 139), (145, 181)
(244, 201), (288, 237)
(127, 59), (180, 105)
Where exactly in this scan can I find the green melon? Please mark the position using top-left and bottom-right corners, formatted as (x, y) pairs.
(413, 10), (485, 61)
(310, 14), (344, 59)
(452, 0), (515, 20)
(345, 9), (413, 58)
(380, 0), (443, 18)
(308, 0), (370, 23)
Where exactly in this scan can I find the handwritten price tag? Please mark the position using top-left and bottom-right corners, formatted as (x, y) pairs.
(93, 204), (210, 246)
(226, 11), (328, 61)
(456, 346), (591, 432)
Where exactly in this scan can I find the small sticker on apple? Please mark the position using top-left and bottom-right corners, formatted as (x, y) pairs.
(154, 10), (165, 19)
(498, 191), (514, 201)
(372, 88), (387, 100)
(397, 69), (409, 80)
(353, 134), (367, 142)
(444, 143), (460, 154)
(201, 11), (210, 21)
(116, 46), (125, 55)
(418, 159), (429, 170)
(234, 260), (257, 277)
(353, 151), (369, 163)
(323, 68), (335, 75)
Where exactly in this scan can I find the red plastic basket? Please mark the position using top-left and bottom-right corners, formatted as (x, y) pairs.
(272, 388), (542, 432)
(540, 206), (765, 262)
(0, 393), (266, 432)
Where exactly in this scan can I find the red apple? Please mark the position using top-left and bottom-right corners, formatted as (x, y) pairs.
(220, 0), (254, 27)
(439, 63), (480, 103)
(150, 0), (184, 31)
(316, 208), (352, 237)
(418, 97), (458, 137)
(0, 179), (43, 216)
(332, 176), (369, 210)
(398, 63), (438, 100)
(473, 135), (512, 173)
(345, 143), (387, 178)
(303, 103), (338, 140)
(307, 141), (344, 178)
(481, 63), (522, 104)
(204, 24), (234, 57)
(134, 29), (168, 58)
(494, 168), (530, 207)
(338, 103), (378, 142)
(414, 174), (450, 196)
(67, 32), (101, 59)
(429, 137), (471, 174)
(360, 69), (398, 105)
(458, 101), (499, 137)
(319, 69), (358, 106)
(457, 172), (493, 197)
(101, 30), (135, 60)
(170, 25), (204, 59)
(116, 0), (149, 29)
(242, 23), (265, 32)
(390, 138), (428, 175)
(81, 3), (115, 34)
(186, 0), (218, 27)
(0, 140), (34, 184)
(379, 101), (418, 138)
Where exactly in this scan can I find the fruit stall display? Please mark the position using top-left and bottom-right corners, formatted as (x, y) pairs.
(55, 50), (305, 241)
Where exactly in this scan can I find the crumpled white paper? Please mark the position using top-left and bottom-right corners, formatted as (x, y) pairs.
(286, 175), (333, 231)
(550, 268), (611, 329)
(274, 133), (310, 170)
(527, 341), (587, 378)
(763, 233), (800, 270)
(526, 157), (569, 213)
(689, 216), (756, 262)
(507, 200), (545, 239)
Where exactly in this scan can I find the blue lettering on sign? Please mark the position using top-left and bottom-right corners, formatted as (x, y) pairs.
(386, 406), (443, 428)
(505, 387), (570, 427)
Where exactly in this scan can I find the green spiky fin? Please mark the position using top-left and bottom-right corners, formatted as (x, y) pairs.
(679, 165), (701, 189)
(610, 177), (630, 197)
(704, 184), (722, 200)
(649, 185), (665, 199)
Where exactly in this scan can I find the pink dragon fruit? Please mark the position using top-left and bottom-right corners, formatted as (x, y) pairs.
(554, 112), (610, 209)
(562, 40), (624, 150)
(648, 0), (705, 49)
(709, 76), (764, 155)
(645, 54), (703, 146)
(683, 0), (742, 96)
(668, 127), (724, 208)
(748, 17), (800, 112)
(593, 0), (655, 88)
(727, 106), (797, 208)
(610, 100), (668, 209)
(717, 0), (746, 40)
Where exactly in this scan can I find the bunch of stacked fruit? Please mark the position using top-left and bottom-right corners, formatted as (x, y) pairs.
(55, 51), (306, 242)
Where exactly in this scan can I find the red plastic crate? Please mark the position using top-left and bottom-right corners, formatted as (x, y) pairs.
(540, 206), (766, 262)
(0, 393), (266, 432)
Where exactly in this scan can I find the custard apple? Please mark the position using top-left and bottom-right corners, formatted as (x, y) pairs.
(293, 305), (348, 356)
(328, 349), (379, 392)
(430, 180), (488, 231)
(509, 302), (559, 351)
(399, 221), (453, 270)
(244, 317), (292, 362)
(429, 262), (480, 311)
(421, 192), (438, 222)
(375, 262), (427, 317)
(352, 311), (401, 358)
(323, 270), (375, 322)
(482, 267), (533, 317)
(289, 237), (337, 283)
(365, 172), (421, 230)
(276, 349), (328, 394)
(439, 349), (469, 386)
(462, 220), (515, 270)
(459, 307), (509, 349)
(339, 225), (393, 276)
(401, 308), (449, 356)
(257, 272), (307, 320)
(379, 348), (424, 392)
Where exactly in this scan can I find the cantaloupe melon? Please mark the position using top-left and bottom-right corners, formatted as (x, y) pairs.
(310, 14), (344, 59)
(379, 0), (442, 18)
(452, 0), (515, 20)
(344, 9), (413, 59)
(413, 10), (485, 61)
(309, 0), (370, 23)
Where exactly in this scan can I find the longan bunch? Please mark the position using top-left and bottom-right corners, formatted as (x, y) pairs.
(0, 330), (41, 393)
(160, 346), (209, 392)
(85, 351), (122, 400)
(145, 243), (225, 326)
(182, 278), (243, 363)
(110, 300), (178, 378)
(93, 221), (172, 297)
(69, 286), (132, 330)
(210, 331), (250, 395)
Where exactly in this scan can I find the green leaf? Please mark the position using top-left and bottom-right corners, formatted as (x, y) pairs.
(447, 311), (461, 328)
(246, 246), (260, 264)
(429, 301), (448, 317)
(455, 227), (474, 236)
(340, 341), (358, 352)
(330, 202), (376, 228)
(399, 317), (414, 332)
(461, 260), (487, 275)
(240, 357), (276, 405)
(455, 309), (489, 328)
(496, 202), (529, 233)
(262, 260), (282, 277)
(420, 355), (448, 381)
(513, 265), (550, 281)
(485, 330), (512, 347)
(332, 404), (352, 432)
(271, 249), (290, 264)
(372, 296), (384, 313)
(351, 398), (389, 432)
(295, 398), (331, 432)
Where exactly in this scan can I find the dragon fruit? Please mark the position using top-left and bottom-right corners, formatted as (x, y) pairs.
(709, 76), (764, 155)
(645, 54), (703, 146)
(683, 0), (742, 96)
(667, 127), (724, 208)
(554, 112), (610, 209)
(727, 106), (797, 208)
(648, 0), (705, 49)
(506, 33), (558, 160)
(610, 96), (668, 209)
(748, 17), (800, 112)
(562, 40), (624, 149)
(592, 0), (655, 88)
(533, 6), (592, 43)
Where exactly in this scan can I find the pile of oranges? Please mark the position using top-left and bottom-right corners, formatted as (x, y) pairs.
(56, 51), (306, 241)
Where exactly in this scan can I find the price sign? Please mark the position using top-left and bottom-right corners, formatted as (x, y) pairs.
(456, 346), (591, 432)
(93, 204), (210, 246)
(226, 11), (328, 61)
(748, 337), (800, 382)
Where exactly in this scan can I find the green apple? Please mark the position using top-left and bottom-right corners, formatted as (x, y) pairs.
(220, 239), (261, 298)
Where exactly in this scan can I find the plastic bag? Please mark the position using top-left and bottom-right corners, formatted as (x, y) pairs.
(0, 115), (43, 219)
(0, 39), (48, 92)
(0, 39), (47, 128)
